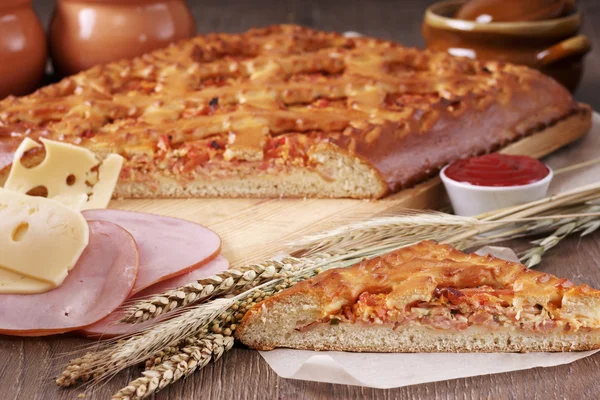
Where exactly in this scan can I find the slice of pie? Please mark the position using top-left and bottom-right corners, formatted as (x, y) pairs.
(0, 25), (592, 199)
(236, 241), (600, 352)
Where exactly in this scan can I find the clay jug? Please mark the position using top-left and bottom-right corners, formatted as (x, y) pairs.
(0, 0), (47, 98)
(49, 0), (196, 76)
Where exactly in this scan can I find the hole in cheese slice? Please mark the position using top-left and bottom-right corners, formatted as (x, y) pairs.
(3, 138), (123, 210)
(26, 185), (48, 197)
(11, 222), (29, 242)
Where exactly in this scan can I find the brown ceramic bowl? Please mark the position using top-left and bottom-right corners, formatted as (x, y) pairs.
(49, 0), (197, 77)
(0, 0), (47, 98)
(423, 0), (591, 92)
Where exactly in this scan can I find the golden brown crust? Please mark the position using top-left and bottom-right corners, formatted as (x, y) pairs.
(0, 25), (590, 198)
(236, 241), (600, 352)
(246, 240), (600, 315)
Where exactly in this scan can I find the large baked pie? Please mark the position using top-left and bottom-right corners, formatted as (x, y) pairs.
(0, 25), (592, 199)
(236, 241), (600, 352)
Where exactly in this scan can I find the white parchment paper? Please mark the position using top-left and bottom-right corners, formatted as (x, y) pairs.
(260, 349), (597, 389)
(258, 113), (600, 388)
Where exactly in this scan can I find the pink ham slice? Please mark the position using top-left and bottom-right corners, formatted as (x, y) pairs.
(82, 209), (222, 294)
(79, 255), (229, 338)
(0, 221), (139, 336)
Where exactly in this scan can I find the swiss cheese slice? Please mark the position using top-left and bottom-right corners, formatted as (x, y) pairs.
(0, 268), (54, 294)
(3, 138), (123, 210)
(0, 188), (89, 293)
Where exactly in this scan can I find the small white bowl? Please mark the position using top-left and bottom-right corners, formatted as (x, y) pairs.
(440, 164), (553, 216)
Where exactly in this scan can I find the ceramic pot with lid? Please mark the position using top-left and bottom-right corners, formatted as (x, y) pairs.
(0, 0), (47, 98)
(422, 0), (591, 92)
(49, 0), (197, 77)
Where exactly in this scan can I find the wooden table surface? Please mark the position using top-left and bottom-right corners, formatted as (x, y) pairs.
(2, 1), (600, 399)
(3, 235), (600, 400)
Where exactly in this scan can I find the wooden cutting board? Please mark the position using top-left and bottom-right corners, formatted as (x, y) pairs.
(111, 115), (589, 266)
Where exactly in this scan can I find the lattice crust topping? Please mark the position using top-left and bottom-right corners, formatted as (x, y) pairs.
(245, 241), (600, 333)
(0, 25), (579, 193)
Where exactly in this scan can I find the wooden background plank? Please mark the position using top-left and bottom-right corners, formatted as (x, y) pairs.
(1, 1), (599, 399)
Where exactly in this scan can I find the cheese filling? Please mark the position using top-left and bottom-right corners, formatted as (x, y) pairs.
(298, 286), (596, 333)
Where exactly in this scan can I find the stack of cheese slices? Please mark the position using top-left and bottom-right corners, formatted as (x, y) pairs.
(0, 138), (226, 338)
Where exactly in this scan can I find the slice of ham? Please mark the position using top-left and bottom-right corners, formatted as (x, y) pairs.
(0, 221), (139, 336)
(79, 255), (229, 338)
(83, 209), (221, 294)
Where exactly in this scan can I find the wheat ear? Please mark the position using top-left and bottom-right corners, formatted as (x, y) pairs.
(56, 297), (234, 388)
(520, 205), (600, 267)
(111, 290), (268, 399)
(288, 212), (478, 256)
(121, 257), (307, 324)
(111, 334), (234, 400)
(144, 342), (186, 369)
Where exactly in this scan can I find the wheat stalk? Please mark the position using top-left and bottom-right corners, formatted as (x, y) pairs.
(519, 205), (600, 267)
(442, 183), (600, 247)
(121, 256), (308, 324)
(553, 157), (600, 175)
(288, 211), (478, 256)
(478, 182), (600, 222)
(452, 209), (600, 251)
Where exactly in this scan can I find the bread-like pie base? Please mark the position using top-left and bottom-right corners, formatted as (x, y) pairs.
(237, 292), (600, 352)
(113, 144), (387, 199)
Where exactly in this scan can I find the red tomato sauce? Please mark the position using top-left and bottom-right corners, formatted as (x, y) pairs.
(444, 154), (549, 187)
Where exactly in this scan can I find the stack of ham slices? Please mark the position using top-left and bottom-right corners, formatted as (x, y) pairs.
(0, 209), (227, 338)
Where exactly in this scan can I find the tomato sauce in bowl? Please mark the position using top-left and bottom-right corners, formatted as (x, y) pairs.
(444, 154), (550, 187)
(440, 153), (553, 216)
